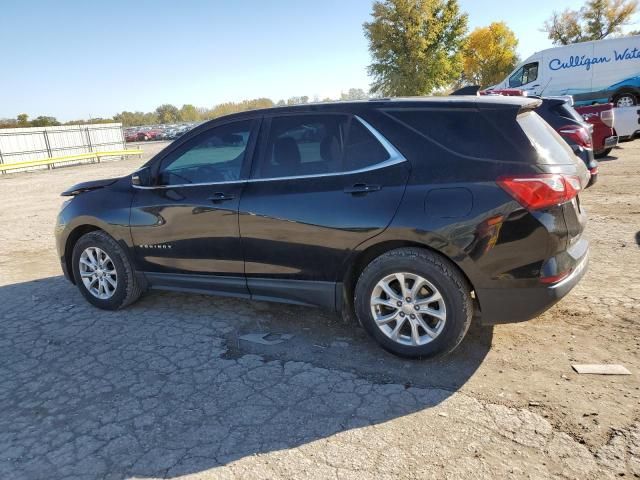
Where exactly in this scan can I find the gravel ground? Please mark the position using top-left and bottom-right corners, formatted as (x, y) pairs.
(0, 140), (638, 479)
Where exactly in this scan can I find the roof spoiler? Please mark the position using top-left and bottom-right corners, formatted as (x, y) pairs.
(450, 85), (480, 96)
(518, 98), (543, 114)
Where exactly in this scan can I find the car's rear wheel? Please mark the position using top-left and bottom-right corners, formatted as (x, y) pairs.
(72, 230), (143, 310)
(354, 248), (473, 358)
(594, 148), (613, 159)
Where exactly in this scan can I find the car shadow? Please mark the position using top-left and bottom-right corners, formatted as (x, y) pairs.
(0, 276), (493, 479)
(636, 230), (640, 246)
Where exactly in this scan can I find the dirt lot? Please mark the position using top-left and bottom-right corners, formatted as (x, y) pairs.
(0, 140), (638, 479)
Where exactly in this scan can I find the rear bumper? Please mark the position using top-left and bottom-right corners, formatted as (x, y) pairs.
(603, 135), (619, 149)
(476, 251), (589, 325)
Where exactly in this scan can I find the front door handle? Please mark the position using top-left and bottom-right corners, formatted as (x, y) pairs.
(344, 183), (382, 195)
(208, 192), (236, 203)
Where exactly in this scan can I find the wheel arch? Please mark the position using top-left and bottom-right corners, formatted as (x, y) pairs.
(340, 239), (479, 319)
(63, 225), (103, 284)
(610, 87), (640, 104)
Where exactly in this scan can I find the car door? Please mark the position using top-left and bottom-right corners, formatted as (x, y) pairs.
(238, 112), (410, 308)
(130, 118), (259, 296)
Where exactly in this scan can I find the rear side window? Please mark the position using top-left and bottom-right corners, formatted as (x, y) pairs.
(344, 119), (390, 171)
(386, 108), (516, 161)
(516, 111), (577, 164)
(558, 104), (587, 124)
(256, 114), (348, 179)
(255, 114), (392, 179)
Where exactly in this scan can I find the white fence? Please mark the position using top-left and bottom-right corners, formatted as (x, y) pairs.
(0, 123), (126, 171)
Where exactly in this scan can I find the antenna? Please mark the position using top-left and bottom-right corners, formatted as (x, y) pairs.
(538, 77), (553, 97)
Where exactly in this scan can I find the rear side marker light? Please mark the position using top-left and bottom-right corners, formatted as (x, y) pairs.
(497, 174), (582, 210)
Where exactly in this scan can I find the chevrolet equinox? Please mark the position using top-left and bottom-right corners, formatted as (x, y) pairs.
(55, 97), (590, 358)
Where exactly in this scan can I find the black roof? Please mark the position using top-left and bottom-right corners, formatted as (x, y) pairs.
(194, 95), (540, 128)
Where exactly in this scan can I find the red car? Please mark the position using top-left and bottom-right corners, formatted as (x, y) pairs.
(124, 133), (137, 142)
(573, 104), (618, 158)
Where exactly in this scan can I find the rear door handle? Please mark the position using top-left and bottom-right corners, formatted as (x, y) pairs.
(344, 183), (382, 194)
(208, 192), (236, 203)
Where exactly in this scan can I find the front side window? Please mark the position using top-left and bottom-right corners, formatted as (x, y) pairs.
(522, 63), (539, 85)
(509, 62), (539, 87)
(158, 120), (253, 185)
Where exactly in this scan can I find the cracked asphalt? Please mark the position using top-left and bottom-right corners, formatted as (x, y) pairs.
(0, 141), (638, 479)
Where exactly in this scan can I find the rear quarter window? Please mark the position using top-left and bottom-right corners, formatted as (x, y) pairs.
(516, 111), (578, 165)
(385, 108), (522, 161)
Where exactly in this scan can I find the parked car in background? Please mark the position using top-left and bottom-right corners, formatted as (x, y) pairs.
(472, 88), (599, 186)
(56, 97), (589, 358)
(612, 106), (640, 141)
(534, 97), (598, 186)
(487, 35), (640, 106)
(124, 130), (138, 142)
(574, 104), (619, 158)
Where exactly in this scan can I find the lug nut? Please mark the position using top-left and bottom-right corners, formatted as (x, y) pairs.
(410, 314), (416, 319)
(415, 305), (420, 311)
(399, 312), (405, 317)
(396, 301), (403, 307)
(406, 297), (412, 302)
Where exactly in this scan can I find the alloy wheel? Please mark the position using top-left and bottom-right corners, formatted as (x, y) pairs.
(79, 247), (118, 299)
(616, 95), (636, 108)
(370, 272), (446, 346)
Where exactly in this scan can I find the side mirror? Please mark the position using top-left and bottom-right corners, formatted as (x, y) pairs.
(131, 167), (152, 187)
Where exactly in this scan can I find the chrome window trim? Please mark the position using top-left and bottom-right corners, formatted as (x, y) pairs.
(132, 178), (245, 190)
(249, 116), (406, 183)
(132, 116), (406, 190)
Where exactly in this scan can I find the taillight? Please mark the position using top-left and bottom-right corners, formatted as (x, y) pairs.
(497, 174), (582, 210)
(600, 109), (614, 127)
(558, 125), (592, 148)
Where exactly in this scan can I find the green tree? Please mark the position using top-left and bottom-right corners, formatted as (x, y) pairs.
(340, 88), (368, 100)
(16, 113), (29, 126)
(462, 22), (519, 88)
(543, 0), (638, 45)
(286, 96), (309, 105)
(364, 0), (468, 96)
(180, 104), (200, 122)
(155, 104), (181, 124)
(30, 116), (60, 127)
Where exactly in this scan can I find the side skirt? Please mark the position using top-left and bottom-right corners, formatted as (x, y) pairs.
(144, 272), (339, 310)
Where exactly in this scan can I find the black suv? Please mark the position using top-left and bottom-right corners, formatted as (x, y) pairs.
(55, 97), (589, 358)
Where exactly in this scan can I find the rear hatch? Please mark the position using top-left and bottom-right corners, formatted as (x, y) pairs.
(515, 108), (588, 251)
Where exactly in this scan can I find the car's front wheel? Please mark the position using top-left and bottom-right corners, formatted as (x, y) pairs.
(354, 248), (473, 358)
(72, 230), (143, 310)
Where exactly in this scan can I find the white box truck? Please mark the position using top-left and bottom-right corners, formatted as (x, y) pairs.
(489, 36), (640, 107)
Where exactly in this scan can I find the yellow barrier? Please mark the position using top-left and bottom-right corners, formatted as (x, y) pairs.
(0, 149), (144, 172)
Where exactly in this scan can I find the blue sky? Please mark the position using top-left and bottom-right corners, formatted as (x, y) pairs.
(0, 0), (631, 120)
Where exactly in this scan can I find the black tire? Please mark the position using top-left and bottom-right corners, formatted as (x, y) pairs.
(354, 248), (473, 358)
(594, 148), (613, 159)
(614, 93), (637, 107)
(71, 230), (143, 310)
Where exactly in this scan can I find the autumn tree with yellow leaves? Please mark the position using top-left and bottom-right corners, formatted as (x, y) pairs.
(462, 22), (519, 88)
